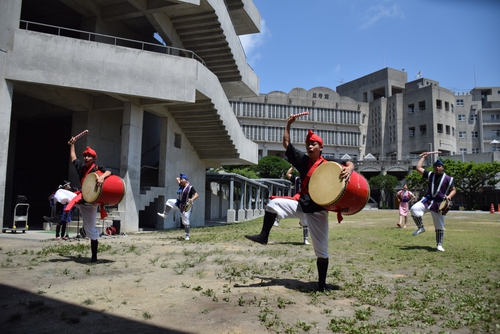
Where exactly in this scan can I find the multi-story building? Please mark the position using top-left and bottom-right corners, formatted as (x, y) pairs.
(232, 68), (498, 184)
(233, 68), (499, 161)
(455, 88), (500, 154)
(337, 68), (458, 160)
(230, 87), (368, 161)
(1, 0), (262, 230)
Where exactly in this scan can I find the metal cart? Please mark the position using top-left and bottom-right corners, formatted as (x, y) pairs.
(2, 198), (30, 233)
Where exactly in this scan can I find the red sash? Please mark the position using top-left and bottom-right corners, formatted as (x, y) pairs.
(270, 157), (326, 202)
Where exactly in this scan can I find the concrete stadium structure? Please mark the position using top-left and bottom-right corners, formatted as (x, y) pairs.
(1, 0), (264, 231)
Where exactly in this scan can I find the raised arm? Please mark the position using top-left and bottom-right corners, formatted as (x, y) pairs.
(68, 138), (77, 162)
(282, 116), (297, 150)
(416, 153), (427, 175)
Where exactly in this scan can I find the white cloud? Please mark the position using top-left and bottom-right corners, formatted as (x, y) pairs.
(240, 19), (268, 65)
(360, 2), (404, 29)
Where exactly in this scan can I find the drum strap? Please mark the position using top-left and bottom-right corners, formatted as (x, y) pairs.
(80, 163), (96, 185)
(269, 157), (325, 202)
(299, 157), (326, 197)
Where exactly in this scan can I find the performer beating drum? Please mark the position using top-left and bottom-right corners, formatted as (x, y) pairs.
(68, 136), (112, 262)
(410, 153), (456, 252)
(245, 112), (354, 292)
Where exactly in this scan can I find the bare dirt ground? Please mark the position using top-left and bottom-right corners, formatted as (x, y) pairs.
(0, 230), (339, 334)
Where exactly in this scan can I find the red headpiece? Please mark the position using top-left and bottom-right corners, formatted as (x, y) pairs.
(83, 146), (97, 159)
(305, 129), (323, 146)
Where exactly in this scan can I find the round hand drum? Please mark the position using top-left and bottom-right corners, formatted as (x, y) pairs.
(438, 198), (451, 215)
(309, 162), (370, 215)
(82, 172), (126, 206)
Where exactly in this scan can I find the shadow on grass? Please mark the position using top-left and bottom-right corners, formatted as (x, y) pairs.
(399, 245), (437, 252)
(233, 276), (342, 293)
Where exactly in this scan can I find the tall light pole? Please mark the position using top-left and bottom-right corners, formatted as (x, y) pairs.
(428, 143), (433, 165)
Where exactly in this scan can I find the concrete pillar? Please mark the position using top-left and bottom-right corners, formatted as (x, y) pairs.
(119, 102), (143, 232)
(0, 0), (21, 229)
(0, 59), (13, 228)
(227, 177), (236, 223)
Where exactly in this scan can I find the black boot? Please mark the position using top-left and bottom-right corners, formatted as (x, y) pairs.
(317, 257), (329, 292)
(90, 239), (98, 262)
(245, 212), (277, 245)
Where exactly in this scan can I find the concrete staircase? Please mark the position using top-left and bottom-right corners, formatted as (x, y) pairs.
(139, 186), (164, 211)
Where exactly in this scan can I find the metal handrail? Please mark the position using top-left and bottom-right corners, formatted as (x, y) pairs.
(19, 20), (205, 66)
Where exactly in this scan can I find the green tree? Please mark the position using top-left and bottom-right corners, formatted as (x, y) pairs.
(254, 155), (290, 178)
(442, 159), (500, 210)
(368, 174), (400, 208)
(406, 170), (428, 200)
(220, 165), (258, 179)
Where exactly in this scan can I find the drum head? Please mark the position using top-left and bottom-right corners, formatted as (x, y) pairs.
(438, 200), (447, 210)
(309, 162), (346, 207)
(82, 173), (101, 203)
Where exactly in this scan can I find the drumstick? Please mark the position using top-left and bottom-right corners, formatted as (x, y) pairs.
(419, 151), (441, 157)
(68, 129), (89, 144)
(291, 111), (309, 118)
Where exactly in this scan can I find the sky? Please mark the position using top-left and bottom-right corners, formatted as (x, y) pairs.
(240, 0), (500, 95)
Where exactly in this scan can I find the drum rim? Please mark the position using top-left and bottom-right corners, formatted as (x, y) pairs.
(438, 199), (448, 210)
(309, 162), (346, 207)
(82, 172), (102, 203)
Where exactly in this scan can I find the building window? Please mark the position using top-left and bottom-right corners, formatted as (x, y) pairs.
(452, 127), (455, 136)
(418, 101), (426, 111)
(469, 114), (477, 121)
(420, 125), (426, 134)
(446, 125), (450, 135)
(458, 114), (466, 121)
(451, 104), (454, 113)
(472, 148), (481, 153)
(409, 127), (415, 137)
(460, 148), (467, 154)
(437, 123), (443, 133)
(471, 131), (478, 138)
(457, 99), (464, 106)
(459, 131), (467, 138)
(436, 99), (442, 109)
(491, 114), (500, 120)
(492, 130), (500, 137)
(445, 101), (450, 111)
(174, 133), (182, 148)
(408, 103), (414, 113)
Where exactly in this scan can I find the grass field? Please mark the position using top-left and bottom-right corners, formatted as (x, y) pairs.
(189, 209), (500, 333)
(2, 209), (499, 333)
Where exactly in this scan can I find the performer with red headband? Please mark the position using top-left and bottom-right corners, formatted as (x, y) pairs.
(245, 115), (354, 292)
(68, 139), (112, 262)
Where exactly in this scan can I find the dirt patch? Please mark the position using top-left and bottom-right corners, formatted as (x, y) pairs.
(0, 233), (351, 334)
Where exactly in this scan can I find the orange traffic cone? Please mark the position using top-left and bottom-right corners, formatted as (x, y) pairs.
(490, 203), (495, 214)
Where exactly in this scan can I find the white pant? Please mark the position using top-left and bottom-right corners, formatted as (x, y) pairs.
(76, 203), (100, 240)
(166, 199), (191, 226)
(267, 198), (329, 258)
(410, 201), (445, 230)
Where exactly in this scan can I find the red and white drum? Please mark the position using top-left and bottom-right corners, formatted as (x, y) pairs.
(82, 172), (126, 206)
(309, 162), (370, 215)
